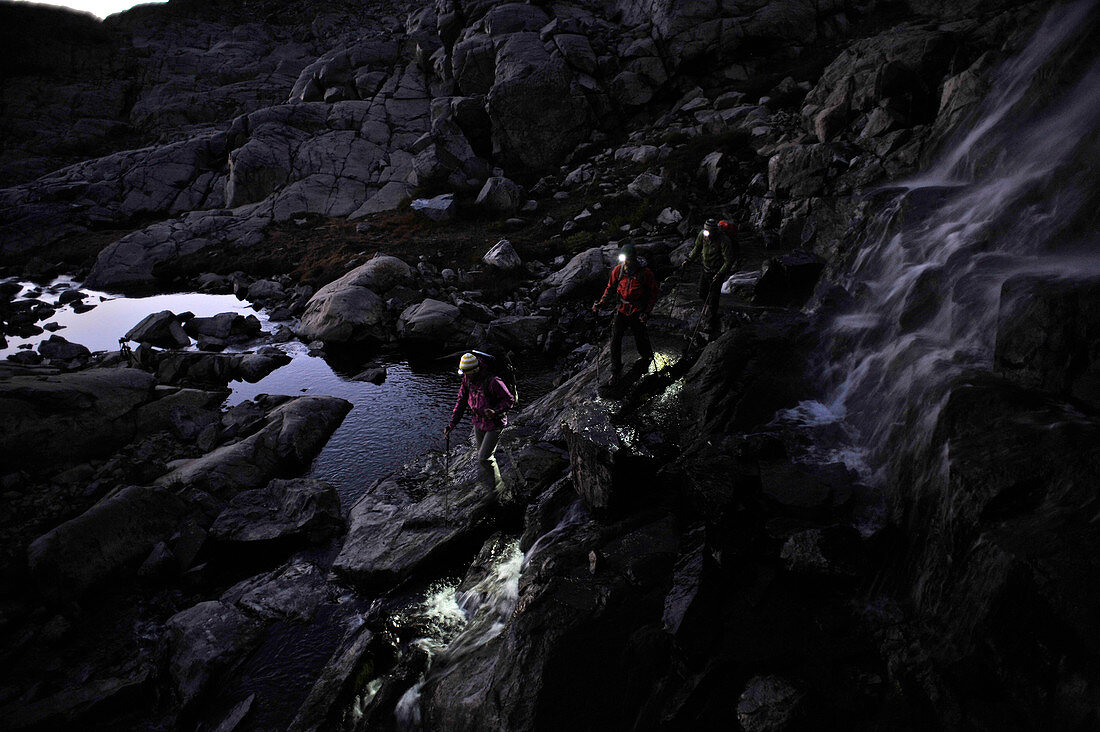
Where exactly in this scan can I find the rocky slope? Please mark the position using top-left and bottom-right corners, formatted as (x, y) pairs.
(2, 0), (1099, 729)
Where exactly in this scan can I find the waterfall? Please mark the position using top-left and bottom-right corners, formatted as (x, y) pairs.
(794, 0), (1100, 487)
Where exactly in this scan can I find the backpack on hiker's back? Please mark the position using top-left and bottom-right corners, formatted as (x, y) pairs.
(471, 349), (519, 409)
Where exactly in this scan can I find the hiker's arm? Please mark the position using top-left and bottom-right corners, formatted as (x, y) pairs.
(594, 265), (619, 309)
(490, 377), (515, 412)
(448, 381), (468, 429)
(688, 231), (705, 262)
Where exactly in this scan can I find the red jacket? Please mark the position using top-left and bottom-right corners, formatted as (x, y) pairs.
(600, 263), (658, 317)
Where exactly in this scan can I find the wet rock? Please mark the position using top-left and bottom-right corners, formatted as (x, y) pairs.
(0, 368), (156, 468)
(333, 451), (498, 590)
(223, 561), (334, 621)
(153, 350), (289, 387)
(994, 274), (1100, 410)
(483, 239), (522, 271)
(159, 396), (351, 497)
(896, 376), (1100, 698)
(679, 314), (813, 438)
(57, 289), (86, 305)
(209, 478), (344, 550)
(125, 310), (191, 348)
(519, 478), (579, 553)
(752, 250), (826, 307)
(351, 366), (387, 384)
(289, 623), (376, 732)
(165, 600), (264, 708)
(737, 675), (805, 732)
(27, 485), (190, 600)
(561, 402), (657, 516)
(422, 513), (679, 730)
(662, 526), (706, 635)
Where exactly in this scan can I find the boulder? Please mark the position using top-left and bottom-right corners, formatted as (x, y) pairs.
(396, 298), (465, 346)
(37, 335), (90, 361)
(540, 245), (616, 300)
(350, 181), (413, 218)
(246, 279), (285, 302)
(483, 239), (522, 271)
(737, 675), (805, 732)
(410, 194), (457, 222)
(222, 561), (335, 622)
(27, 486), (190, 600)
(627, 173), (666, 198)
(332, 452), (498, 590)
(752, 250), (826, 306)
(486, 33), (591, 170)
(124, 310), (190, 348)
(159, 396), (351, 497)
(475, 176), (524, 215)
(0, 368), (156, 468)
(165, 600), (264, 707)
(487, 315), (549, 350)
(209, 478), (344, 549)
(297, 280), (388, 345)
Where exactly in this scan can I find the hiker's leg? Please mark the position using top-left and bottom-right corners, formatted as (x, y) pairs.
(708, 277), (722, 334)
(632, 314), (654, 362)
(476, 427), (504, 496)
(609, 311), (627, 377)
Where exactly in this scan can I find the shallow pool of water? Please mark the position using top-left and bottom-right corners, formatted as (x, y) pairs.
(228, 343), (462, 506)
(1, 277), (267, 356)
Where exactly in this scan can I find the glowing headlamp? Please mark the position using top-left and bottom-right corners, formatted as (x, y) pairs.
(618, 253), (627, 262)
(703, 230), (711, 237)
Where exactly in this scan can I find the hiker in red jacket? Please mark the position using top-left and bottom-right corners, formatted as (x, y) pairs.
(592, 242), (658, 387)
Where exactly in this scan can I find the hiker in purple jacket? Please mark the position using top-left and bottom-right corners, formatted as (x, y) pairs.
(444, 352), (515, 494)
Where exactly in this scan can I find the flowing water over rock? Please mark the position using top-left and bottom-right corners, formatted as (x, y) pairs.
(792, 0), (1100, 483)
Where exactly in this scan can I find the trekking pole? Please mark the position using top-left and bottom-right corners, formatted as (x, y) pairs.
(688, 287), (715, 348)
(445, 430), (451, 469)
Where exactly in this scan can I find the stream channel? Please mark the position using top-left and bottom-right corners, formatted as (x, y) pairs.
(3, 277), (557, 728)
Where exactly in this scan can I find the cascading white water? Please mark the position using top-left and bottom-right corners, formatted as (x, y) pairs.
(791, 0), (1100, 486)
(393, 501), (590, 729)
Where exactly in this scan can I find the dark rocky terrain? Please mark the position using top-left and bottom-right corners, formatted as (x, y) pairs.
(2, 0), (1099, 729)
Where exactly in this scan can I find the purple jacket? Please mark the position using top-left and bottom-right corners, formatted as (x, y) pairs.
(449, 375), (515, 431)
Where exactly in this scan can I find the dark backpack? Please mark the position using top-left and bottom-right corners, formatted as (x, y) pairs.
(472, 349), (519, 409)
